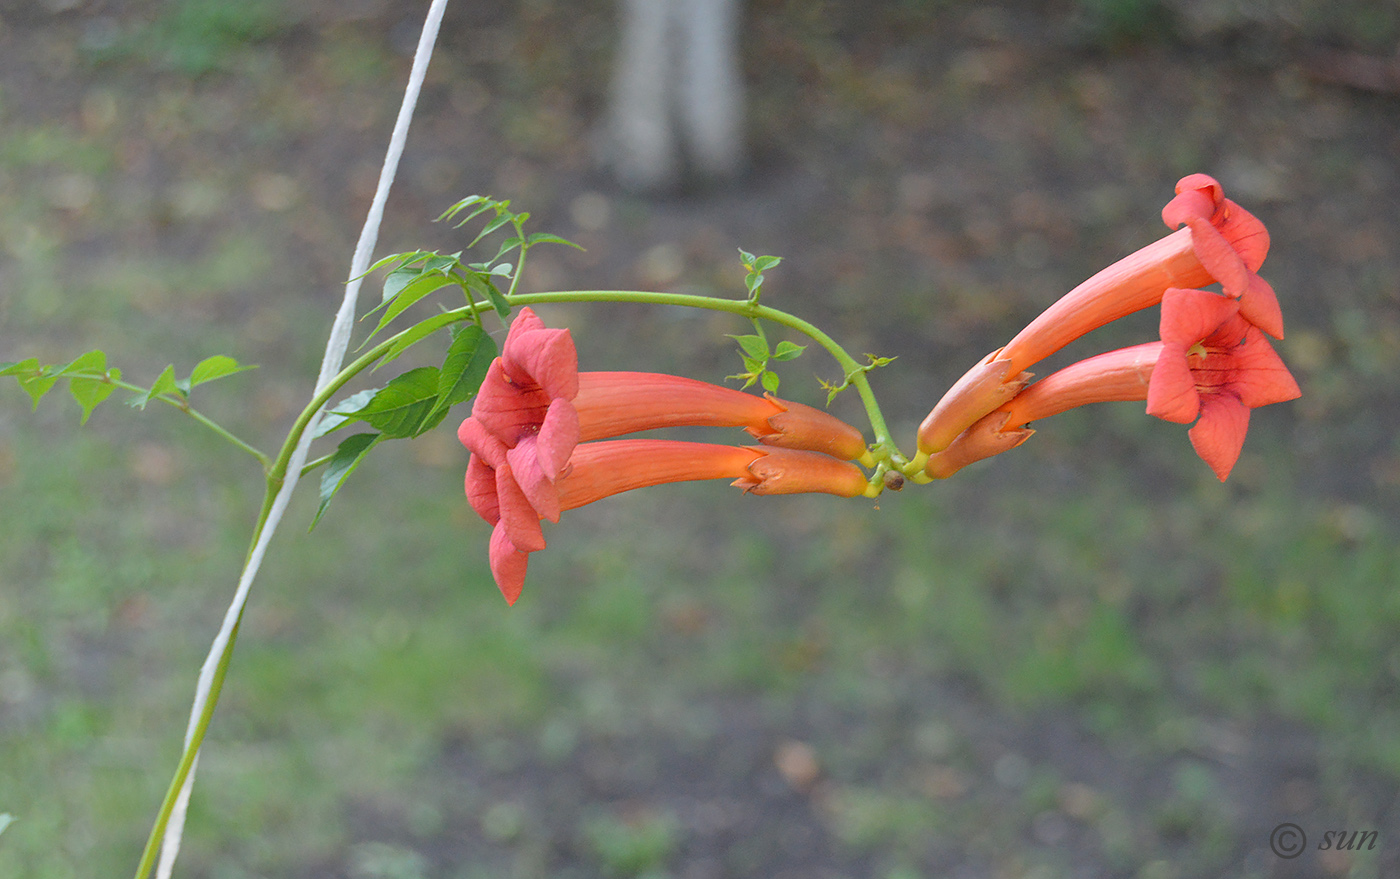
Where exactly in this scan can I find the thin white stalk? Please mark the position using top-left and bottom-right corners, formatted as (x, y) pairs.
(153, 2), (452, 875)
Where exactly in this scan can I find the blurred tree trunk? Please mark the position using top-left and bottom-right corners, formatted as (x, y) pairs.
(603, 0), (745, 191)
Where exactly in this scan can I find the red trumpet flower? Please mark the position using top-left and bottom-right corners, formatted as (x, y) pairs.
(458, 307), (872, 602)
(917, 174), (1282, 459)
(476, 439), (870, 604)
(925, 288), (1299, 481)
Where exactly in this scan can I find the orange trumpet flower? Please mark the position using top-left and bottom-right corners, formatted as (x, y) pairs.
(917, 174), (1282, 458)
(926, 288), (1299, 482)
(459, 307), (873, 603)
(481, 440), (870, 604)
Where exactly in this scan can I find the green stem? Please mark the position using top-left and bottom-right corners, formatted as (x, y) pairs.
(133, 283), (903, 879)
(131, 316), (475, 879)
(105, 377), (271, 469)
(509, 290), (905, 464)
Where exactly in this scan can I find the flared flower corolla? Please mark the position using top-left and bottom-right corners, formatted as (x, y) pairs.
(476, 439), (870, 604)
(925, 288), (1299, 481)
(1145, 287), (1301, 480)
(917, 174), (1281, 459)
(458, 308), (873, 603)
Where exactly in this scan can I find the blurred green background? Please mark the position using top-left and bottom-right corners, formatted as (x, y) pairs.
(2, 1), (1399, 877)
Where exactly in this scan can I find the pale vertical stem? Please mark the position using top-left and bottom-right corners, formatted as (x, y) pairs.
(145, 2), (453, 877)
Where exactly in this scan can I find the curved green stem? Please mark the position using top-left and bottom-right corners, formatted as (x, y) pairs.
(508, 290), (907, 465)
(135, 283), (905, 879)
(101, 376), (271, 469)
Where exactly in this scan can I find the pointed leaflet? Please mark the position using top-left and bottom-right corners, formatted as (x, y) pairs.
(132, 364), (179, 410)
(526, 231), (584, 250)
(315, 387), (381, 438)
(184, 355), (256, 392)
(62, 350), (120, 424)
(2, 358), (58, 410)
(433, 324), (496, 414)
(0, 359), (38, 376)
(466, 274), (511, 319)
(729, 334), (769, 360)
(310, 432), (382, 530)
(362, 271), (459, 346)
(341, 366), (443, 438)
(771, 341), (806, 362)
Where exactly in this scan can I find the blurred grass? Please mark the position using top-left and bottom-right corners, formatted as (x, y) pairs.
(2, 1), (1399, 877)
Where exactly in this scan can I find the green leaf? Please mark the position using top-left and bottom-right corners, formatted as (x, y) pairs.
(69, 367), (120, 424)
(752, 255), (783, 273)
(729, 334), (769, 360)
(526, 231), (584, 250)
(18, 372), (58, 410)
(373, 312), (464, 373)
(744, 273), (765, 296)
(188, 355), (256, 389)
(347, 366), (442, 438)
(364, 272), (458, 345)
(737, 248), (756, 267)
(438, 195), (492, 226)
(470, 210), (515, 246)
(490, 236), (524, 264)
(761, 370), (780, 394)
(134, 364), (179, 410)
(0, 358), (39, 376)
(310, 432), (382, 530)
(381, 265), (422, 303)
(316, 387), (380, 438)
(466, 275), (511, 319)
(56, 349), (107, 378)
(771, 340), (806, 362)
(435, 324), (496, 411)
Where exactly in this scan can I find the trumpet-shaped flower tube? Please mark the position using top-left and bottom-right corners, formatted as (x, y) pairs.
(926, 288), (1299, 481)
(916, 174), (1280, 458)
(458, 308), (874, 603)
(575, 371), (870, 463)
(476, 440), (871, 603)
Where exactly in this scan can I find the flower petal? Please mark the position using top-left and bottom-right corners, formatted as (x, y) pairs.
(536, 397), (580, 479)
(458, 415), (507, 467)
(1188, 393), (1250, 481)
(507, 436), (562, 523)
(1159, 287), (1239, 347)
(1217, 199), (1269, 273)
(495, 462), (546, 552)
(488, 523), (530, 605)
(503, 307), (579, 400)
(1238, 273), (1284, 339)
(464, 454), (501, 525)
(1146, 346), (1201, 424)
(1223, 326), (1302, 409)
(472, 359), (554, 446)
(1184, 218), (1248, 296)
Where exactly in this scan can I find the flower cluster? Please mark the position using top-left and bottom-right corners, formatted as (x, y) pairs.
(456, 176), (1300, 602)
(915, 174), (1299, 481)
(458, 308), (873, 603)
